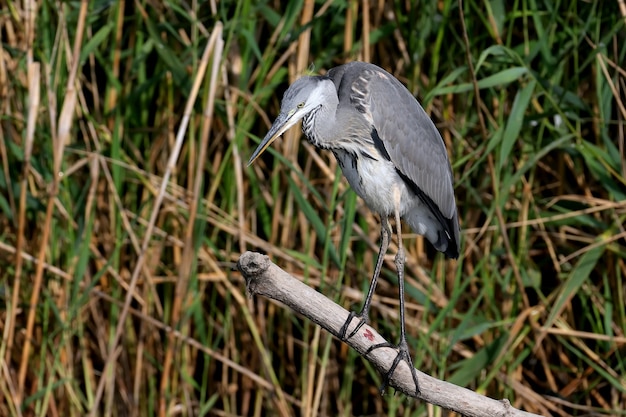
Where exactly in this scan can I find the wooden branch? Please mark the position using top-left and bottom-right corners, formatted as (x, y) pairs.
(237, 251), (540, 417)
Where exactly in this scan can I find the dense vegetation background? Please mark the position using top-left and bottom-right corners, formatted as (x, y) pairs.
(1, 0), (625, 415)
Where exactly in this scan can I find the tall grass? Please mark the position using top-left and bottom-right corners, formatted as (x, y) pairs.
(0, 0), (624, 415)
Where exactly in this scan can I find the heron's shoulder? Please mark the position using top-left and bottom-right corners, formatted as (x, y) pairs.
(328, 63), (407, 111)
(327, 62), (391, 86)
(325, 64), (365, 113)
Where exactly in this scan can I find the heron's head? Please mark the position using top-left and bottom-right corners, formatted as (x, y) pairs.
(248, 76), (331, 165)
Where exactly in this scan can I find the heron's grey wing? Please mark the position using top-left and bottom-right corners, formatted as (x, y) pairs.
(347, 64), (457, 220)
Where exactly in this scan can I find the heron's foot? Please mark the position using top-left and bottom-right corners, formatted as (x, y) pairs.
(338, 310), (369, 341)
(365, 337), (420, 396)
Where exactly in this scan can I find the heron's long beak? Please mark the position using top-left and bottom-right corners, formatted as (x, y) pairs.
(247, 110), (302, 166)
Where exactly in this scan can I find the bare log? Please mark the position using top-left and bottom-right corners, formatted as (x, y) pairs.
(237, 251), (540, 417)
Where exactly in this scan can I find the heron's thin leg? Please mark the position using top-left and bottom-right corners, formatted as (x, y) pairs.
(360, 216), (391, 318)
(364, 193), (421, 396)
(390, 209), (421, 394)
(338, 216), (391, 340)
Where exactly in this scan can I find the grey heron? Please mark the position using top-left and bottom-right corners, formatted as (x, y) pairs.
(248, 61), (460, 395)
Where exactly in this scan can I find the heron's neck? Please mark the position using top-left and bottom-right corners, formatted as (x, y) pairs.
(302, 82), (339, 149)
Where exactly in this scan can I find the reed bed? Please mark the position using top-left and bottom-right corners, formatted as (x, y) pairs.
(0, 0), (625, 415)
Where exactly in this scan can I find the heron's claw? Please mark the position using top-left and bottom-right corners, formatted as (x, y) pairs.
(365, 338), (420, 396)
(338, 311), (369, 340)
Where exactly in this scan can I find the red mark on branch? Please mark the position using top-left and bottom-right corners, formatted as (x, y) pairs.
(363, 329), (375, 341)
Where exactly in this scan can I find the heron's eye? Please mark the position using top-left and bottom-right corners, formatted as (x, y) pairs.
(297, 102), (305, 108)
